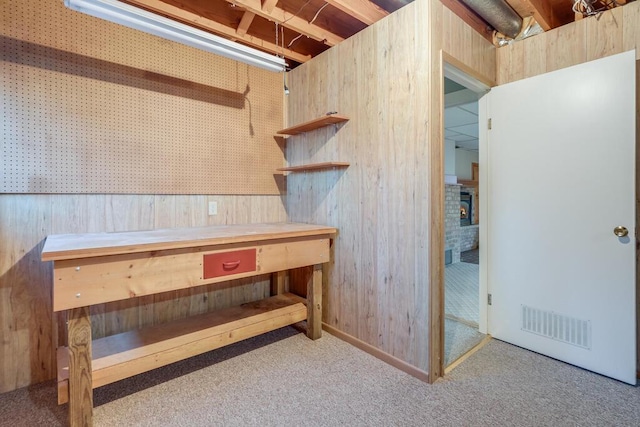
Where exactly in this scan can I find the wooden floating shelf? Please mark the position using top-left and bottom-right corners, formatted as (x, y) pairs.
(56, 293), (306, 403)
(277, 162), (350, 173)
(276, 114), (349, 136)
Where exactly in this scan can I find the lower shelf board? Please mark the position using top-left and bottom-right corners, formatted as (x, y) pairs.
(57, 293), (307, 404)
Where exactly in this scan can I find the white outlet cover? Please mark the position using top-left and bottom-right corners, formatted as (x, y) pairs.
(208, 201), (218, 216)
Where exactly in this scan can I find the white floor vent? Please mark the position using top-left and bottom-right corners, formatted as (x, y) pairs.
(521, 305), (591, 350)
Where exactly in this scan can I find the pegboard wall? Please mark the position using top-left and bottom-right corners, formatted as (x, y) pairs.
(1, 0), (283, 195)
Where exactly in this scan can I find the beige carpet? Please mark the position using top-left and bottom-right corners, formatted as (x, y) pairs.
(1, 327), (639, 426)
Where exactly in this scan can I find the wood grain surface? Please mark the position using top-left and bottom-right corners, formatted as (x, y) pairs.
(285, 0), (496, 380)
(1, 194), (286, 393)
(56, 293), (307, 403)
(42, 222), (336, 261)
(0, 0), (283, 195)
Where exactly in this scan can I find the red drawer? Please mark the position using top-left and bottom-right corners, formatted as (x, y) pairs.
(203, 249), (256, 279)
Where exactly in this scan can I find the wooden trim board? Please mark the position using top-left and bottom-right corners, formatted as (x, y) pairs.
(429, 49), (497, 383)
(322, 323), (430, 383)
(57, 293), (307, 403)
(443, 335), (492, 375)
(41, 222), (336, 261)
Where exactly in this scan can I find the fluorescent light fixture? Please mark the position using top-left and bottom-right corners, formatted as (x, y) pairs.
(64, 0), (287, 72)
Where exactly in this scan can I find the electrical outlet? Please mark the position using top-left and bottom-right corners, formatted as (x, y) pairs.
(208, 201), (218, 216)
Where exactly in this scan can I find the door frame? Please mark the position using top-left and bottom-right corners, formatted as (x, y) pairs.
(428, 51), (494, 381)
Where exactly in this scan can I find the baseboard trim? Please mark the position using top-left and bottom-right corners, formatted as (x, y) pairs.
(322, 323), (430, 383)
(444, 335), (492, 375)
(445, 313), (479, 329)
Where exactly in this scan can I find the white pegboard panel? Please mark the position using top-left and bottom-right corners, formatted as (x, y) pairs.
(1, 0), (283, 195)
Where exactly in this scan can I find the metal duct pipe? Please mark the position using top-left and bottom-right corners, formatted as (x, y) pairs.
(458, 0), (523, 38)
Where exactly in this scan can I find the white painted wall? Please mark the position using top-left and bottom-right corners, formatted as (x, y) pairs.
(445, 139), (456, 176)
(455, 148), (479, 180)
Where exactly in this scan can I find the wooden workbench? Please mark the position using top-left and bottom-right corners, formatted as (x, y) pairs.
(41, 222), (336, 427)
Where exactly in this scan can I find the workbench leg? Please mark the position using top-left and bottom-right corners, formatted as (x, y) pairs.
(270, 271), (286, 296)
(306, 264), (322, 340)
(67, 306), (93, 427)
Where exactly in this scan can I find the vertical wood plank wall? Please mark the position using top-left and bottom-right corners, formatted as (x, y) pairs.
(285, 0), (495, 377)
(496, 0), (640, 377)
(0, 0), (285, 393)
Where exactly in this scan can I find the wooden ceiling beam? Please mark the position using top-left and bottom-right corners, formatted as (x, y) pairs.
(124, 0), (311, 63)
(262, 0), (279, 14)
(509, 0), (561, 31)
(237, 11), (256, 36)
(225, 0), (344, 46)
(325, 0), (388, 25)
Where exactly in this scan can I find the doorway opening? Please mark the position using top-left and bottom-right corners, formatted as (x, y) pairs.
(442, 60), (490, 371)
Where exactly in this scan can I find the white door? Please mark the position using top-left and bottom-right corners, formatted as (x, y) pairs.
(486, 50), (636, 385)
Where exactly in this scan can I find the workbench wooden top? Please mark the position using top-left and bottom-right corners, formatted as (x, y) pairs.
(41, 222), (337, 261)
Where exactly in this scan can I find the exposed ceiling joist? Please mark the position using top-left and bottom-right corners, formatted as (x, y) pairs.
(124, 0), (311, 63)
(325, 0), (389, 25)
(236, 11), (256, 36)
(120, 0), (623, 70)
(511, 0), (560, 31)
(226, 0), (344, 46)
(262, 0), (279, 14)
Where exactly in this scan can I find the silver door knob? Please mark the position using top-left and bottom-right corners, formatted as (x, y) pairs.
(613, 226), (629, 237)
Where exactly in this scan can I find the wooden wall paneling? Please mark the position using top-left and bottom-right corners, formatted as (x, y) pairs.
(352, 25), (377, 349)
(496, 43), (524, 85)
(285, 0), (448, 378)
(284, 0), (495, 381)
(522, 34), (547, 79)
(623, 1), (640, 56)
(585, 6), (624, 62)
(387, 6), (420, 366)
(372, 16), (393, 353)
(545, 20), (588, 73)
(0, 195), (53, 393)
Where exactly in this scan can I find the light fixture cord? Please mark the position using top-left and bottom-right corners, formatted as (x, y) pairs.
(287, 2), (328, 48)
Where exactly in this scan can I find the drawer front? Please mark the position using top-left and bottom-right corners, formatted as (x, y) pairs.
(203, 249), (256, 279)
